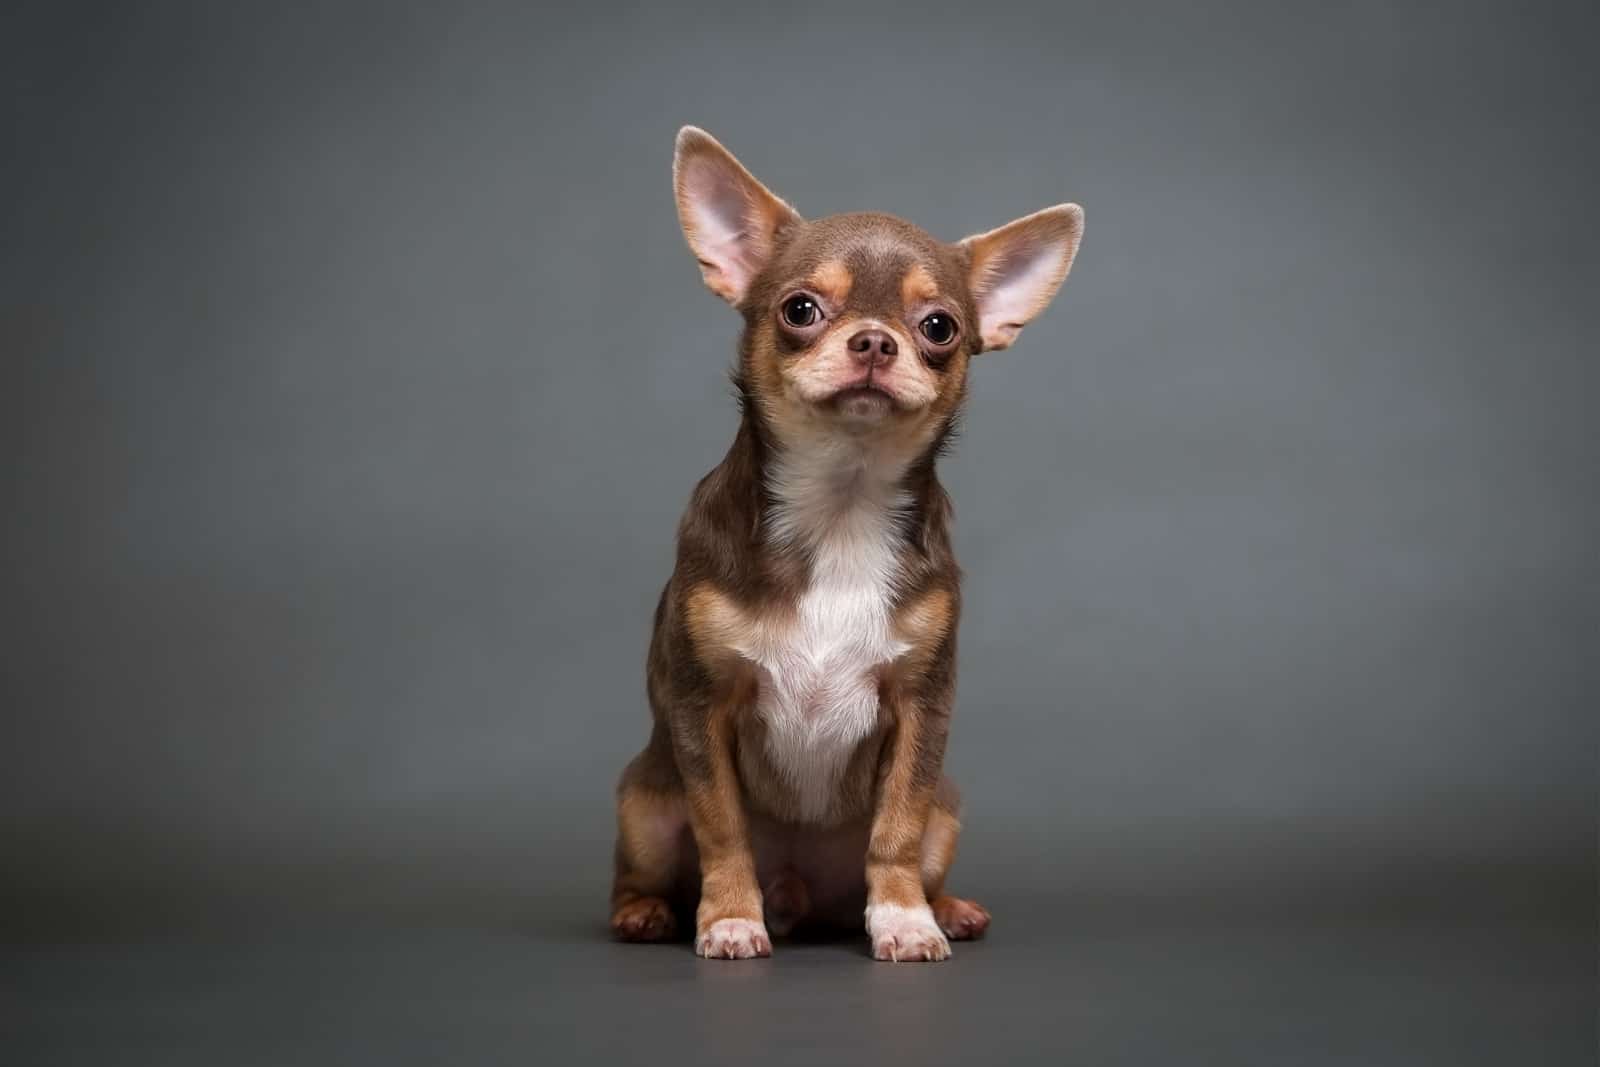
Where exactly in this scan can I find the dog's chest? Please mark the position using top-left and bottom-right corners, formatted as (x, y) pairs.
(747, 526), (908, 821)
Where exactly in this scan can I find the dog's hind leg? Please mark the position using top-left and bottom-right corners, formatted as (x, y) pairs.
(610, 734), (695, 942)
(920, 778), (990, 941)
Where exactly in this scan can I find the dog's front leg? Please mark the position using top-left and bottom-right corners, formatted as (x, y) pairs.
(864, 682), (952, 962)
(672, 677), (769, 960)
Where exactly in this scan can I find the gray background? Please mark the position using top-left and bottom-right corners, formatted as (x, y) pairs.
(4, 1), (1595, 1063)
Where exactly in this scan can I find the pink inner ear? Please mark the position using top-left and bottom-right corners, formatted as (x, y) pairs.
(981, 240), (1064, 330)
(973, 231), (1076, 348)
(681, 160), (764, 295)
(963, 204), (1083, 348)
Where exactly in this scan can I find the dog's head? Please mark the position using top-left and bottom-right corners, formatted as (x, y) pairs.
(673, 126), (1083, 460)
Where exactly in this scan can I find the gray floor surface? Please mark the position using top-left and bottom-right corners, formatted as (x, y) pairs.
(7, 885), (1592, 1066)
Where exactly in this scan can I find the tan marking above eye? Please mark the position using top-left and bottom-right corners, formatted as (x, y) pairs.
(807, 260), (853, 306)
(901, 264), (940, 308)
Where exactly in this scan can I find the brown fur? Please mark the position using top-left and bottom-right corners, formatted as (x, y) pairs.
(611, 128), (1081, 960)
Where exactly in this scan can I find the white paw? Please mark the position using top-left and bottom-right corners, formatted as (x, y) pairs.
(865, 903), (951, 962)
(695, 917), (772, 960)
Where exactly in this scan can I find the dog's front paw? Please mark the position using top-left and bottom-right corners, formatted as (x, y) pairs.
(695, 917), (772, 960)
(865, 903), (951, 962)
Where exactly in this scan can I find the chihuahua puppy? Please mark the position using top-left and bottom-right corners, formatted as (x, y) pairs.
(610, 127), (1083, 962)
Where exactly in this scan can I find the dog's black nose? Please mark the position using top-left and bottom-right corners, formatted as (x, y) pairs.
(846, 328), (898, 367)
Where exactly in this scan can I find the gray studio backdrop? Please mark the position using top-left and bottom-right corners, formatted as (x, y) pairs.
(4, 1), (1594, 932)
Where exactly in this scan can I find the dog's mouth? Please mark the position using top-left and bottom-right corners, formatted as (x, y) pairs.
(827, 382), (898, 420)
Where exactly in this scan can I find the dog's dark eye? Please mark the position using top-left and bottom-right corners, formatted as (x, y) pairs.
(920, 312), (957, 346)
(780, 295), (820, 328)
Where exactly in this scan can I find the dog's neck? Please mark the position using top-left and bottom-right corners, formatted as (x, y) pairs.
(698, 407), (953, 593)
(763, 422), (919, 555)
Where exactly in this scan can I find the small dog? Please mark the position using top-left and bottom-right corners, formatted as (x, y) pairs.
(610, 127), (1083, 961)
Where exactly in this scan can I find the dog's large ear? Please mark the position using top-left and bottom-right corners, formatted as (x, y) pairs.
(673, 126), (802, 305)
(960, 204), (1084, 351)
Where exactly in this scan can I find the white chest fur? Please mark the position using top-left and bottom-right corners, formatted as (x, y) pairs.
(747, 444), (913, 822)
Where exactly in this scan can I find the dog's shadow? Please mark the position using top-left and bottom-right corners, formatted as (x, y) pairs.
(550, 911), (875, 958)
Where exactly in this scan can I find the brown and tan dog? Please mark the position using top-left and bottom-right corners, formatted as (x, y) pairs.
(610, 127), (1083, 962)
